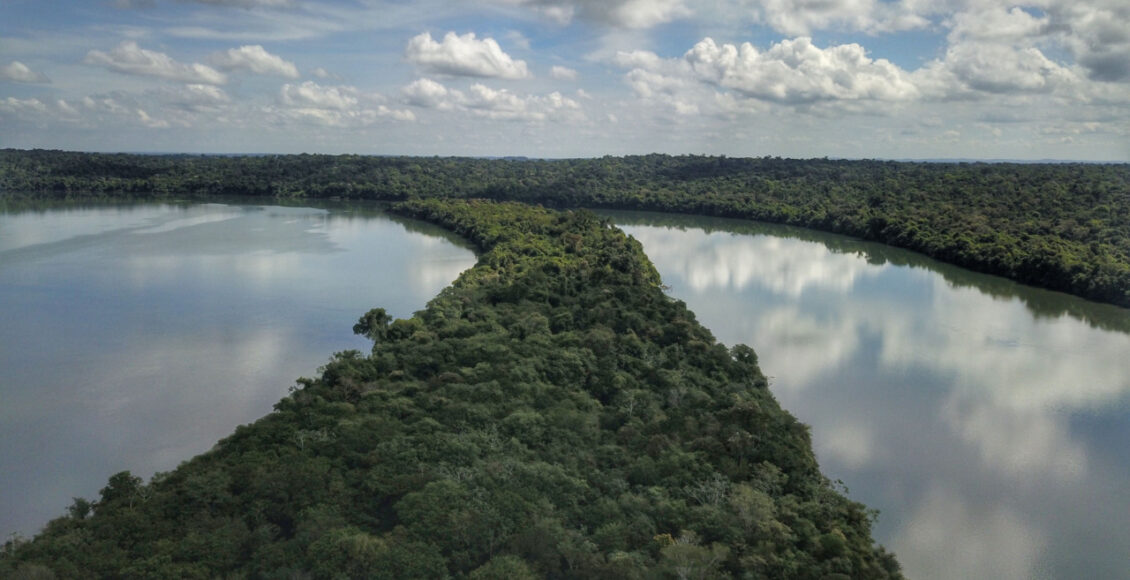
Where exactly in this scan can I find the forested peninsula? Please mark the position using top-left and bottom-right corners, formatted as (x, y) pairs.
(3, 149), (1129, 307)
(1, 200), (901, 579)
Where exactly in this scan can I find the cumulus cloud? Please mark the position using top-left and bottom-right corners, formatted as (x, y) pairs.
(685, 37), (920, 103)
(612, 49), (664, 70)
(211, 45), (299, 78)
(742, 0), (927, 36)
(402, 78), (452, 109)
(1045, 0), (1130, 82)
(550, 65), (578, 80)
(609, 36), (921, 118)
(1, 61), (51, 84)
(136, 108), (171, 128)
(624, 68), (691, 99)
(405, 31), (530, 79)
(0, 91), (204, 130)
(0, 96), (50, 116)
(610, 28), (1116, 119)
(930, 1), (1129, 84)
(925, 42), (1078, 96)
(400, 77), (584, 122)
(465, 83), (582, 121)
(280, 81), (358, 110)
(948, 6), (1049, 43)
(274, 81), (414, 127)
(85, 41), (227, 84)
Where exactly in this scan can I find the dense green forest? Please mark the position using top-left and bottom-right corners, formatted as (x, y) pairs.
(1, 200), (900, 578)
(2, 149), (1129, 307)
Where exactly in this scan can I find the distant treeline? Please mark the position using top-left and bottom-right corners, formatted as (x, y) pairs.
(3, 149), (1128, 307)
(1, 200), (901, 578)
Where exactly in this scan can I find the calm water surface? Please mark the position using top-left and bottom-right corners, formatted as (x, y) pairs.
(607, 211), (1130, 580)
(0, 201), (477, 540)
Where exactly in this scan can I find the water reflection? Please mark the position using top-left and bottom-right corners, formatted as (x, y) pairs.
(0, 201), (477, 541)
(609, 211), (1130, 580)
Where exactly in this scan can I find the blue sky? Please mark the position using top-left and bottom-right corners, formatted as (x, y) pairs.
(1, 0), (1128, 160)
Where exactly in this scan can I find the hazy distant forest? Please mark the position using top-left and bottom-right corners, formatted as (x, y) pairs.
(3, 149), (1128, 307)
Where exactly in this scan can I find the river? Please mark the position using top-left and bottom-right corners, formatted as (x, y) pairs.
(605, 210), (1130, 580)
(2, 202), (1128, 578)
(0, 200), (478, 542)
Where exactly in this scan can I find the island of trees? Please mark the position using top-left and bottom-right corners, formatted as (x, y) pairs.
(2, 149), (1128, 307)
(1, 200), (902, 578)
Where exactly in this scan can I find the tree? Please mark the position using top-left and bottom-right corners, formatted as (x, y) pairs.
(353, 308), (392, 343)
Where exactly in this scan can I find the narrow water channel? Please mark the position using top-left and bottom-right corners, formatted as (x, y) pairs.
(607, 210), (1130, 580)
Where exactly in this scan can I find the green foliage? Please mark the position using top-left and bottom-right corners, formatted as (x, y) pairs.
(2, 200), (901, 578)
(353, 307), (392, 343)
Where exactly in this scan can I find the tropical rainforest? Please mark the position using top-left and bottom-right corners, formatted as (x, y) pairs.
(2, 149), (1129, 307)
(1, 199), (902, 579)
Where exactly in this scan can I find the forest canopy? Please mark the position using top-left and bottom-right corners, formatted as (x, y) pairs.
(1, 199), (901, 578)
(3, 149), (1128, 307)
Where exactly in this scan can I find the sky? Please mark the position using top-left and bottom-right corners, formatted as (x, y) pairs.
(1, 0), (1128, 160)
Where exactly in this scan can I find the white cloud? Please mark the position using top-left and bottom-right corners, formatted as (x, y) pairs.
(0, 90), (205, 130)
(612, 36), (921, 115)
(375, 105), (417, 122)
(157, 83), (232, 113)
(685, 37), (920, 103)
(402, 78), (452, 109)
(55, 100), (81, 117)
(948, 6), (1050, 43)
(609, 0), (690, 28)
(930, 1), (1130, 84)
(280, 81), (358, 110)
(0, 97), (49, 116)
(400, 78), (584, 122)
(464, 83), (582, 121)
(1, 61), (51, 84)
(551, 65), (578, 80)
(745, 0), (928, 36)
(1045, 0), (1130, 82)
(914, 42), (1080, 98)
(405, 31), (531, 79)
(274, 81), (414, 127)
(946, 43), (1076, 94)
(612, 49), (664, 70)
(211, 45), (299, 78)
(85, 41), (227, 84)
(624, 68), (690, 98)
(137, 108), (171, 128)
(610, 29), (1114, 118)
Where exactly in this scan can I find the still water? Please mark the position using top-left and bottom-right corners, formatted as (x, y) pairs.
(0, 201), (477, 541)
(607, 211), (1130, 580)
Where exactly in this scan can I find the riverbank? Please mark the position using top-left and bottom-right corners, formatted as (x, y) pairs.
(4, 150), (1127, 308)
(2, 199), (900, 578)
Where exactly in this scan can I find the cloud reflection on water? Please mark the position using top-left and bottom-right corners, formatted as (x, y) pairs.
(0, 202), (477, 541)
(621, 219), (1130, 580)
